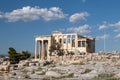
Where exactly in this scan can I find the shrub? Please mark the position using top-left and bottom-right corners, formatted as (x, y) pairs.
(112, 58), (117, 62)
(8, 47), (31, 64)
(37, 67), (42, 71)
(92, 77), (118, 80)
(31, 70), (35, 74)
(72, 62), (85, 65)
(25, 75), (30, 79)
(22, 69), (28, 74)
(67, 73), (74, 78)
(42, 77), (50, 80)
(81, 68), (91, 74)
(79, 62), (85, 65)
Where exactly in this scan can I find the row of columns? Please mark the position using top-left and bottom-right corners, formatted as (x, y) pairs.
(78, 41), (88, 47)
(57, 34), (89, 50)
(35, 40), (50, 62)
(56, 34), (78, 50)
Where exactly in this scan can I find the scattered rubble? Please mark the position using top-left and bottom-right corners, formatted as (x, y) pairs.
(0, 53), (120, 80)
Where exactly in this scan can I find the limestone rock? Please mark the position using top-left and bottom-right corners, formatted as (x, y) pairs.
(80, 70), (98, 80)
(35, 71), (45, 75)
(114, 72), (120, 79)
(45, 71), (61, 78)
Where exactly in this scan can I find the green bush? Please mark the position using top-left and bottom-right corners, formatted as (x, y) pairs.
(8, 47), (31, 64)
(67, 73), (74, 78)
(37, 67), (42, 71)
(92, 73), (118, 80)
(25, 75), (30, 79)
(81, 68), (91, 74)
(92, 77), (118, 80)
(79, 62), (85, 65)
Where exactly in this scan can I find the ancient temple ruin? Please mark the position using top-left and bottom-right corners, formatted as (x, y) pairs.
(34, 31), (95, 61)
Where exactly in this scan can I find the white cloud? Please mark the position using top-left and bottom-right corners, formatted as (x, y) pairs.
(113, 21), (120, 27)
(96, 34), (109, 40)
(69, 12), (89, 23)
(66, 24), (91, 34)
(0, 6), (67, 22)
(109, 21), (120, 32)
(0, 15), (2, 18)
(0, 12), (3, 18)
(99, 25), (107, 30)
(114, 29), (120, 32)
(115, 34), (120, 39)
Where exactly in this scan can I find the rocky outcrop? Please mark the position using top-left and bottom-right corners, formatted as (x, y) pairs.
(0, 61), (10, 71)
(45, 71), (61, 78)
(0, 54), (120, 80)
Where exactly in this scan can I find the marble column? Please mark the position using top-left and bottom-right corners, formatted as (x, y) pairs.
(41, 40), (45, 61)
(62, 35), (64, 49)
(35, 40), (38, 61)
(75, 34), (78, 49)
(39, 41), (42, 61)
(70, 35), (72, 49)
(56, 36), (58, 43)
(38, 41), (40, 60)
(80, 41), (82, 47)
(85, 41), (87, 47)
(47, 40), (50, 60)
(66, 35), (68, 50)
(82, 41), (83, 47)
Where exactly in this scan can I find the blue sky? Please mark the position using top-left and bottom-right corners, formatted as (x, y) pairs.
(0, 0), (120, 55)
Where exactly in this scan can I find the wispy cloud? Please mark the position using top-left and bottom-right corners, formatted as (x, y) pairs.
(109, 21), (120, 32)
(66, 24), (91, 34)
(110, 21), (120, 27)
(97, 21), (120, 40)
(96, 34), (109, 40)
(0, 6), (67, 22)
(0, 12), (4, 18)
(115, 33), (120, 39)
(69, 12), (89, 23)
(98, 24), (107, 30)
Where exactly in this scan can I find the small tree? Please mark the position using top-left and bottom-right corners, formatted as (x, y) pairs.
(57, 49), (64, 61)
(55, 43), (61, 51)
(20, 51), (31, 60)
(8, 47), (31, 64)
(49, 43), (64, 61)
(49, 44), (56, 60)
(8, 47), (20, 64)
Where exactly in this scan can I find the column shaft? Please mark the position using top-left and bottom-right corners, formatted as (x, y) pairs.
(35, 40), (38, 61)
(66, 35), (68, 50)
(70, 35), (72, 49)
(39, 41), (42, 61)
(39, 42), (40, 60)
(75, 34), (78, 49)
(41, 40), (45, 61)
(62, 35), (64, 49)
(47, 40), (50, 60)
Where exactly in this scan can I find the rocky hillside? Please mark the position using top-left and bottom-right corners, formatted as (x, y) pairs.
(0, 58), (120, 80)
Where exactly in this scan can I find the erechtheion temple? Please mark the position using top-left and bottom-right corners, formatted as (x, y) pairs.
(35, 31), (95, 61)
